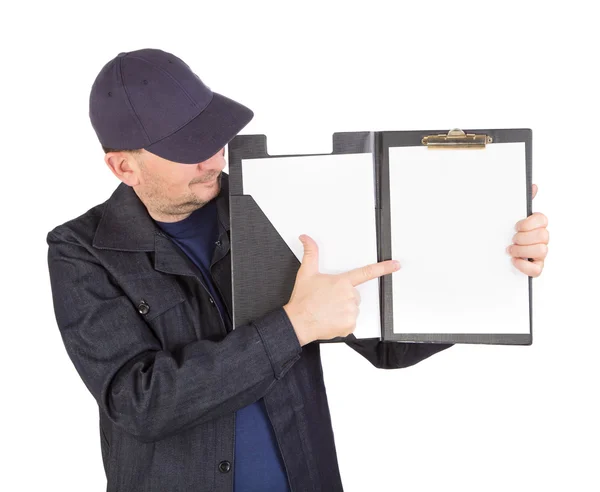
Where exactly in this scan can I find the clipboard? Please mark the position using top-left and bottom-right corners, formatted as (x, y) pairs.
(228, 128), (533, 345)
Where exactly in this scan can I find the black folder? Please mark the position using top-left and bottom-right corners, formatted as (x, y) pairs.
(228, 128), (533, 345)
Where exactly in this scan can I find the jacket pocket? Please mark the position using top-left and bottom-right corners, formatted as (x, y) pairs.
(122, 274), (186, 322)
(121, 274), (198, 349)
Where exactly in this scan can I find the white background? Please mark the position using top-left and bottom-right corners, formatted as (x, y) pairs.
(2, 1), (598, 491)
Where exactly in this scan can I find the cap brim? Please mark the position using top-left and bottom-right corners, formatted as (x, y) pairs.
(145, 92), (254, 164)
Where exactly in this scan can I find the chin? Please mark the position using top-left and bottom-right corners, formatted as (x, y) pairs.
(190, 173), (221, 197)
(197, 182), (220, 202)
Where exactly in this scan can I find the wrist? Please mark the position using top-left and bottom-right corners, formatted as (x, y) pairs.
(283, 303), (312, 347)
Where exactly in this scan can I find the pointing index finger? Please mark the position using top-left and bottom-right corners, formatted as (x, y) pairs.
(343, 260), (400, 286)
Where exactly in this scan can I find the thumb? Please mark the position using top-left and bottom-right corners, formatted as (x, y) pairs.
(298, 234), (319, 276)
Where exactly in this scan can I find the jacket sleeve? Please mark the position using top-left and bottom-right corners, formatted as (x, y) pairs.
(46, 230), (302, 443)
(345, 336), (453, 369)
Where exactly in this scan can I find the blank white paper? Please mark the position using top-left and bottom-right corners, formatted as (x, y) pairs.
(389, 143), (529, 334)
(242, 153), (381, 339)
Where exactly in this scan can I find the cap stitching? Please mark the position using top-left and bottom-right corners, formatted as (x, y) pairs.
(118, 56), (152, 144)
(146, 92), (215, 148)
(126, 54), (213, 143)
(128, 54), (201, 108)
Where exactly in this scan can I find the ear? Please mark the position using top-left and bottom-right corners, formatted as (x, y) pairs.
(105, 152), (141, 186)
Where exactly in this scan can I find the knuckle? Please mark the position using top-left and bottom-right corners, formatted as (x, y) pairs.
(343, 315), (355, 327)
(361, 265), (373, 281)
(532, 261), (543, 277)
(543, 228), (550, 243)
(336, 276), (350, 288)
(345, 303), (358, 317)
(343, 306), (359, 325)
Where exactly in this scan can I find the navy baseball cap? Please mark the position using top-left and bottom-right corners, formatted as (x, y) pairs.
(89, 48), (254, 164)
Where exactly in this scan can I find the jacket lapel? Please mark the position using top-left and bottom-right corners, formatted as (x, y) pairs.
(93, 172), (231, 279)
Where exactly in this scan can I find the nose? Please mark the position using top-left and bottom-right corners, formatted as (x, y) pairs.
(206, 148), (225, 163)
(196, 149), (225, 170)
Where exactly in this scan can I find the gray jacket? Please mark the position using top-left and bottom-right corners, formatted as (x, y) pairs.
(46, 172), (451, 491)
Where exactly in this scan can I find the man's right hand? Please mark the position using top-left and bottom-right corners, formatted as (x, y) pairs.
(283, 234), (401, 346)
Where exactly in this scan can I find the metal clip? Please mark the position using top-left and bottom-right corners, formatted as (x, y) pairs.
(422, 128), (492, 148)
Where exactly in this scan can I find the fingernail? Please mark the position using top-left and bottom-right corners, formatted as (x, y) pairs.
(506, 245), (512, 254)
(393, 261), (401, 270)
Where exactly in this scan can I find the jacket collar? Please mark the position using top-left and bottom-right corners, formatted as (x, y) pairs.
(93, 172), (230, 252)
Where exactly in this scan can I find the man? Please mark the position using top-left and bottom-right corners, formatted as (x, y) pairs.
(46, 48), (549, 492)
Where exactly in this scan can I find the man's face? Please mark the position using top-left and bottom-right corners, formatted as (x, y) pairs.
(111, 147), (226, 222)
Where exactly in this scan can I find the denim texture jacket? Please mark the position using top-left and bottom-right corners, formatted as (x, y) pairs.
(46, 172), (452, 492)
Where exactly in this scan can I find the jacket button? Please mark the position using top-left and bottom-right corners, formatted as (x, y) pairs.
(218, 460), (231, 473)
(215, 240), (222, 246)
(137, 300), (150, 315)
(209, 297), (215, 305)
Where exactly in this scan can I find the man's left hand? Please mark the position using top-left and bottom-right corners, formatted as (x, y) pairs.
(507, 184), (549, 278)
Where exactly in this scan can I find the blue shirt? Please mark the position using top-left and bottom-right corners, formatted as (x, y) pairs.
(154, 199), (290, 492)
